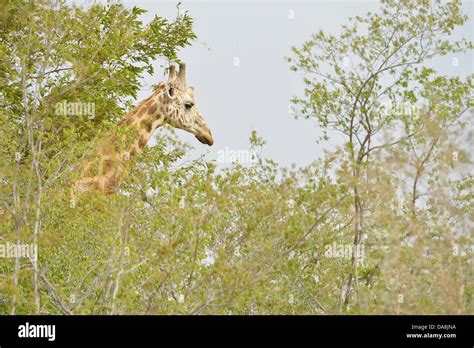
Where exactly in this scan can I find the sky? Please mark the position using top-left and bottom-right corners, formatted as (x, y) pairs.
(87, 0), (473, 169)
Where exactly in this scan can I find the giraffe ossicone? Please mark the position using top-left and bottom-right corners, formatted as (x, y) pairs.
(70, 62), (213, 201)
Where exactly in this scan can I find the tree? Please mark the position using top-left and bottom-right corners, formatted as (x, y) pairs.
(288, 0), (472, 311)
(0, 0), (195, 314)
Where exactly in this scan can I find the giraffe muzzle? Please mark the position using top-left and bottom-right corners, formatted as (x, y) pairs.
(196, 127), (214, 146)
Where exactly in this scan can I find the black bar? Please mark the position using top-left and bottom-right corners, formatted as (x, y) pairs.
(0, 315), (471, 347)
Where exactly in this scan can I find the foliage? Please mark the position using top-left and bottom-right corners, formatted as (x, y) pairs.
(0, 0), (472, 314)
(287, 0), (473, 312)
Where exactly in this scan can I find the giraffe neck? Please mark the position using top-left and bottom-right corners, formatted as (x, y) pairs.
(118, 85), (167, 158)
(71, 85), (168, 197)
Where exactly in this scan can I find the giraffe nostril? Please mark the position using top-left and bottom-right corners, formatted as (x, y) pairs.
(185, 103), (194, 110)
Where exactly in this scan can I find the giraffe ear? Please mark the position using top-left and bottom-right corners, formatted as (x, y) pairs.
(165, 83), (177, 100)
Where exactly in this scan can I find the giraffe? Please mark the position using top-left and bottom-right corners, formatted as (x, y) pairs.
(70, 62), (213, 202)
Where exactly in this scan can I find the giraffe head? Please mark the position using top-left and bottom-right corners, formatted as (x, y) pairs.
(157, 63), (213, 146)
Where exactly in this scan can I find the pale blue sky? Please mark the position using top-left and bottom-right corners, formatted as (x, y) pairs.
(88, 0), (473, 168)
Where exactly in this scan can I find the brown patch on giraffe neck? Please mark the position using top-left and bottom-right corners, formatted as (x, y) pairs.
(148, 103), (157, 115)
(138, 135), (148, 148)
(137, 107), (147, 118)
(141, 117), (154, 132)
(103, 159), (114, 172)
(153, 83), (165, 93)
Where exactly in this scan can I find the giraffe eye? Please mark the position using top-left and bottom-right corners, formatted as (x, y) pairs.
(185, 102), (194, 110)
(168, 88), (175, 97)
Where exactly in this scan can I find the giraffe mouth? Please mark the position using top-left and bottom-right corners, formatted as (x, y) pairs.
(196, 132), (214, 146)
